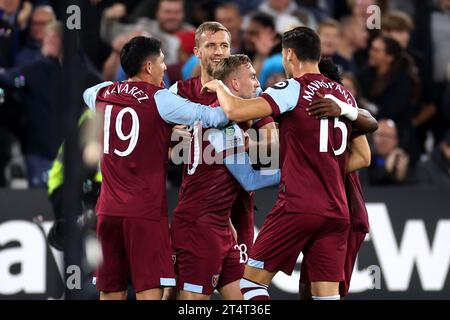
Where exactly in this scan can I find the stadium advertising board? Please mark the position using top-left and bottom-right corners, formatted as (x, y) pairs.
(0, 187), (449, 299)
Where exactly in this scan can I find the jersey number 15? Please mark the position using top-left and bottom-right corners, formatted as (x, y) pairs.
(319, 117), (348, 156)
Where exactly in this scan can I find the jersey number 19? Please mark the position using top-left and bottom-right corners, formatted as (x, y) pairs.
(103, 105), (140, 157)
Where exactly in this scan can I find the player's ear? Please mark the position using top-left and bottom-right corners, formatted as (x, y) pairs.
(286, 48), (294, 62)
(231, 78), (240, 92)
(145, 60), (153, 75)
(193, 46), (200, 58)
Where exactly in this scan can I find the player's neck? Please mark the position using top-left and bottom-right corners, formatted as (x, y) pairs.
(292, 62), (320, 78)
(128, 74), (160, 87)
(200, 69), (214, 86)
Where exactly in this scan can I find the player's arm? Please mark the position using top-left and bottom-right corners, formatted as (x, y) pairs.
(307, 94), (378, 133)
(82, 81), (114, 111)
(224, 152), (280, 192)
(251, 118), (278, 156)
(203, 79), (308, 122)
(154, 89), (229, 128)
(347, 135), (371, 173)
(208, 125), (280, 192)
(202, 80), (273, 122)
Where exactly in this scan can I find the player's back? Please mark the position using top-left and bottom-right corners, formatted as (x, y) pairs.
(263, 73), (355, 220)
(95, 81), (172, 221)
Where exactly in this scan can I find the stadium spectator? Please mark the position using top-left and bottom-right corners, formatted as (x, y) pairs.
(229, 0), (263, 16)
(0, 21), (64, 188)
(0, 0), (22, 68)
(431, 0), (450, 86)
(100, 0), (194, 65)
(430, 0), (450, 143)
(14, 5), (55, 67)
(215, 2), (245, 54)
(102, 30), (150, 81)
(341, 72), (378, 116)
(348, 0), (388, 22)
(257, 0), (306, 32)
(335, 15), (368, 74)
(382, 10), (438, 155)
(381, 10), (414, 50)
(296, 0), (333, 26)
(443, 76), (450, 128)
(317, 19), (340, 58)
(316, 18), (360, 75)
(244, 12), (284, 88)
(358, 35), (420, 161)
(0, 20), (101, 188)
(367, 119), (411, 185)
(415, 130), (450, 187)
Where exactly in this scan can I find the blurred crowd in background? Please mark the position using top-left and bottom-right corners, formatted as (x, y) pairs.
(0, 0), (449, 190)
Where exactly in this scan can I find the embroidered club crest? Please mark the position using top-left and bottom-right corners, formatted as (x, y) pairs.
(212, 274), (220, 288)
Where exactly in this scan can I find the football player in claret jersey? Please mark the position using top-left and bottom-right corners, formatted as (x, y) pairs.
(82, 36), (230, 300)
(170, 22), (277, 261)
(298, 59), (375, 299)
(170, 52), (280, 300)
(203, 26), (368, 300)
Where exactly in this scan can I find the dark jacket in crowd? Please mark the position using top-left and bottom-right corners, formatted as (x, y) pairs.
(415, 146), (450, 187)
(0, 56), (64, 160)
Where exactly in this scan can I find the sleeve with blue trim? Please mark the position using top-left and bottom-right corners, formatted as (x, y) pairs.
(224, 152), (280, 192)
(82, 81), (113, 112)
(260, 79), (301, 117)
(208, 124), (280, 192)
(154, 89), (229, 128)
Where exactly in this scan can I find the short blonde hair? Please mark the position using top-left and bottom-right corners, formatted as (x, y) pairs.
(212, 54), (252, 81)
(195, 21), (231, 47)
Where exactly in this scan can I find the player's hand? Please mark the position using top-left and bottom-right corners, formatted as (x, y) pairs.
(306, 92), (341, 119)
(201, 79), (224, 93)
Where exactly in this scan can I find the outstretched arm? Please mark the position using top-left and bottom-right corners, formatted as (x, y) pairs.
(207, 124), (280, 191)
(154, 89), (229, 128)
(202, 80), (273, 122)
(224, 152), (280, 192)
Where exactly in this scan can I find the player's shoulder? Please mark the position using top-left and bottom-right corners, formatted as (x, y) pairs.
(262, 78), (301, 100)
(268, 78), (299, 90)
(170, 76), (201, 97)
